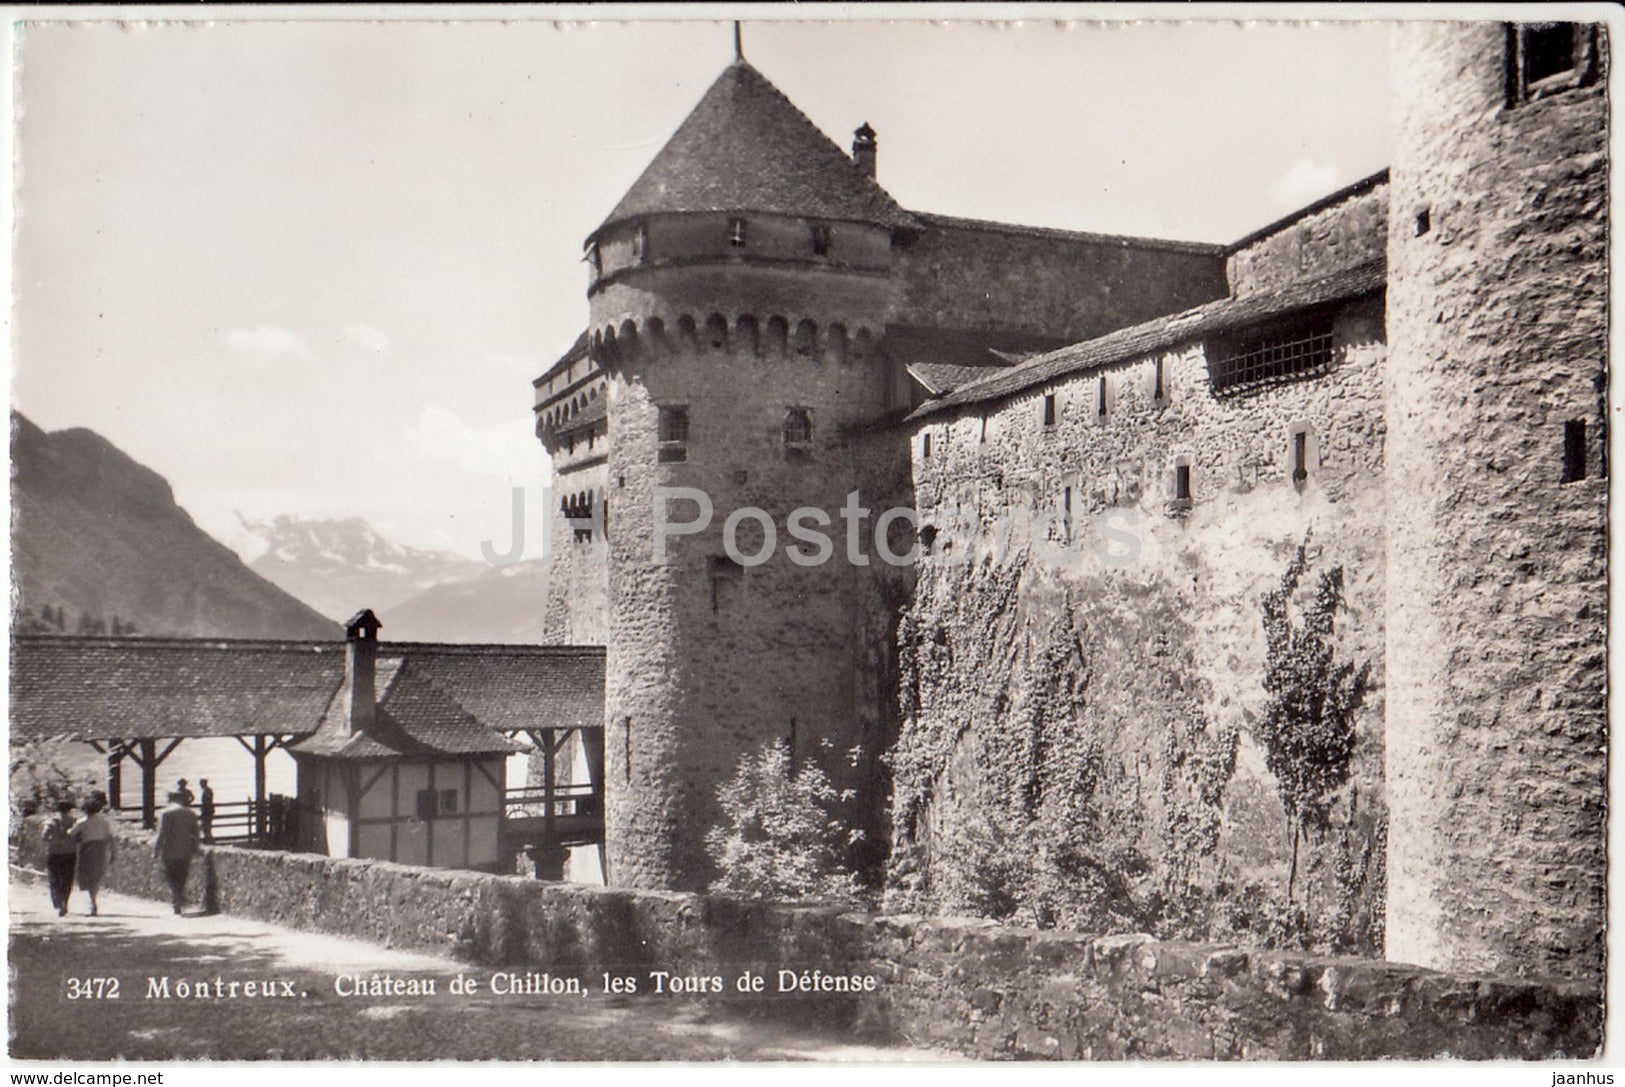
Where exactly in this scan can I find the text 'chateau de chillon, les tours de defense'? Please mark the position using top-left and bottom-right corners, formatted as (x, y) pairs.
(532, 21), (1607, 986)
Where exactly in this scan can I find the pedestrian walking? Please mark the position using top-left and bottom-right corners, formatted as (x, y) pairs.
(42, 800), (78, 917)
(70, 796), (116, 916)
(153, 791), (202, 915)
(199, 779), (215, 843)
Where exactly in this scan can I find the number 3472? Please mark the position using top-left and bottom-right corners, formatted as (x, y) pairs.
(65, 977), (120, 1000)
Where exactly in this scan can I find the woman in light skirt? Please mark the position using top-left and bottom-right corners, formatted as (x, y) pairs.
(70, 795), (116, 916)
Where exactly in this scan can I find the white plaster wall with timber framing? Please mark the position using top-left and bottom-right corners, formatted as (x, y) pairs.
(302, 756), (505, 871)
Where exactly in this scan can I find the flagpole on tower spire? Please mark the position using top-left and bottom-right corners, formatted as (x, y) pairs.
(733, 21), (743, 61)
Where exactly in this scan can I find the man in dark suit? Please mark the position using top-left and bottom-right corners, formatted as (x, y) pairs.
(153, 791), (202, 915)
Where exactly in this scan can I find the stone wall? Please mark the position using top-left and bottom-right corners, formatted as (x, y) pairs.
(899, 292), (1387, 933)
(593, 261), (904, 891)
(1226, 177), (1389, 296)
(541, 459), (610, 645)
(1384, 22), (1609, 983)
(12, 823), (1600, 1060)
(896, 216), (1227, 343)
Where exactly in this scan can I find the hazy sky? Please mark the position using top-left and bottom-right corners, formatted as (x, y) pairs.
(12, 14), (1391, 560)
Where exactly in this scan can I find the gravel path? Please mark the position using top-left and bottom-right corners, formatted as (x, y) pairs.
(8, 875), (950, 1062)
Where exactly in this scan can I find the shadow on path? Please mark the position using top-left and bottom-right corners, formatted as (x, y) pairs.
(9, 878), (946, 1062)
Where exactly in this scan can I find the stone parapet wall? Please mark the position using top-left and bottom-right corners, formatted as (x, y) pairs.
(12, 823), (1600, 1060)
(1226, 180), (1389, 297)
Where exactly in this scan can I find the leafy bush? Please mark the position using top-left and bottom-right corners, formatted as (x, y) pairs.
(705, 739), (864, 904)
(10, 740), (99, 818)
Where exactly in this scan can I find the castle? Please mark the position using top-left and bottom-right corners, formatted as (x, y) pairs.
(534, 22), (1608, 984)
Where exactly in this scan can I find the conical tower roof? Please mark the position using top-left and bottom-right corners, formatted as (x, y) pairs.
(592, 60), (916, 240)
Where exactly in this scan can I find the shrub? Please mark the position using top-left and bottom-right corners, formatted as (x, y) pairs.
(10, 740), (99, 818)
(705, 739), (863, 904)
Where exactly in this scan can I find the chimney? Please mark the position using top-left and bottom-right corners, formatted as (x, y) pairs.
(852, 123), (877, 179)
(343, 608), (382, 736)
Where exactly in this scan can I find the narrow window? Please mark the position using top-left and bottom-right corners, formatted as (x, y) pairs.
(1563, 419), (1587, 483)
(586, 241), (602, 280)
(623, 718), (632, 784)
(783, 407), (813, 445)
(631, 223), (648, 265)
(810, 224), (832, 256)
(1043, 393), (1056, 427)
(1292, 429), (1310, 486)
(1062, 485), (1073, 543)
(922, 432), (932, 459)
(1153, 358), (1167, 405)
(658, 405), (689, 463)
(1170, 458), (1193, 514)
(709, 555), (744, 612)
(439, 789), (458, 815)
(1097, 376), (1109, 422)
(728, 217), (748, 248)
(415, 789), (439, 820)
(1414, 208), (1431, 237)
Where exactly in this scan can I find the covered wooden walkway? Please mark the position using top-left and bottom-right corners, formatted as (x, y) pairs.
(11, 635), (606, 865)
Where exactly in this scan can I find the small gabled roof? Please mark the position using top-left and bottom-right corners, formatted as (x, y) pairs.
(288, 658), (520, 761)
(592, 60), (916, 240)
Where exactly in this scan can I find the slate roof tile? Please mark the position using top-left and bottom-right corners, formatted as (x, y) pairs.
(10, 637), (605, 749)
(594, 60), (915, 238)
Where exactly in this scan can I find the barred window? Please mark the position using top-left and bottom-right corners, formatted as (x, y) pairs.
(658, 405), (689, 462)
(658, 405), (689, 443)
(1207, 315), (1336, 397)
(783, 407), (812, 445)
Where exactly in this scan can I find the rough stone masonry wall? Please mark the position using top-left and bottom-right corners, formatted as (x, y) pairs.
(541, 458), (610, 645)
(1384, 22), (1608, 983)
(902, 293), (1388, 927)
(12, 824), (1600, 1060)
(1227, 181), (1389, 296)
(593, 261), (903, 892)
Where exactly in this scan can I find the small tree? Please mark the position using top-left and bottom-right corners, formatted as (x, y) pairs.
(705, 739), (863, 903)
(1254, 532), (1371, 903)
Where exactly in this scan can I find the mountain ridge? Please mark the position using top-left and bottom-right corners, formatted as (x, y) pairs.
(10, 412), (340, 640)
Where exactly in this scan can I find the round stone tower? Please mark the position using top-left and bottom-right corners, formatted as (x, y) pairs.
(587, 59), (915, 889)
(1385, 21), (1608, 980)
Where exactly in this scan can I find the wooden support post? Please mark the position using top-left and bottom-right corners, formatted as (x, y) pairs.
(542, 731), (557, 867)
(108, 746), (124, 810)
(139, 739), (157, 829)
(254, 736), (269, 839)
